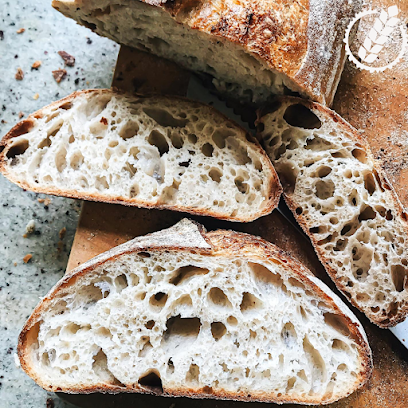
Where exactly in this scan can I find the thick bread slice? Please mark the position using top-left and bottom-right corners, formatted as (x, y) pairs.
(0, 89), (281, 222)
(51, 0), (361, 106)
(18, 219), (372, 405)
(258, 97), (408, 328)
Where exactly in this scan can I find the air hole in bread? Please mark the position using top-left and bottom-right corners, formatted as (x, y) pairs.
(201, 143), (214, 157)
(211, 322), (226, 340)
(358, 206), (376, 222)
(188, 133), (197, 144)
(208, 288), (232, 309)
(209, 168), (222, 183)
(352, 148), (367, 164)
(55, 147), (67, 172)
(185, 363), (200, 383)
(70, 151), (84, 170)
(317, 166), (332, 178)
(59, 101), (73, 110)
(138, 339), (153, 357)
(95, 176), (109, 191)
(164, 316), (201, 343)
(138, 252), (151, 258)
(179, 159), (190, 167)
(169, 132), (184, 149)
(227, 316), (238, 326)
(149, 292), (168, 310)
(138, 370), (163, 393)
(303, 335), (326, 382)
(391, 265), (407, 292)
(286, 377), (297, 392)
(114, 274), (128, 292)
(6, 139), (29, 161)
(323, 313), (351, 338)
(170, 265), (209, 285)
(235, 177), (248, 194)
(148, 130), (169, 156)
(281, 322), (297, 348)
(283, 104), (321, 129)
(315, 180), (335, 200)
(119, 120), (140, 140)
(143, 107), (188, 128)
(212, 129), (233, 149)
(240, 292), (263, 313)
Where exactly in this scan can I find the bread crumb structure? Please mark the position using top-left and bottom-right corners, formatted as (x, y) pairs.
(0, 90), (280, 222)
(18, 220), (371, 405)
(259, 98), (408, 327)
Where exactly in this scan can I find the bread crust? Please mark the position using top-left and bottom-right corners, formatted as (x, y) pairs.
(18, 220), (372, 405)
(52, 0), (362, 106)
(0, 89), (282, 223)
(257, 96), (408, 328)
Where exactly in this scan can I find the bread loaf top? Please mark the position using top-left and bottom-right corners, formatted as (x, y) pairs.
(52, 0), (361, 105)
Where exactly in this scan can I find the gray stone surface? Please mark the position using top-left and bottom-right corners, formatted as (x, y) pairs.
(0, 1), (119, 406)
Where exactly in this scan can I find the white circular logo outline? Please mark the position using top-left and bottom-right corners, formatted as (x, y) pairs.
(344, 8), (408, 73)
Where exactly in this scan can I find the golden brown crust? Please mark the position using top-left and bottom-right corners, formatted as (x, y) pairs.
(52, 0), (362, 106)
(0, 89), (282, 223)
(18, 223), (372, 404)
(257, 96), (408, 328)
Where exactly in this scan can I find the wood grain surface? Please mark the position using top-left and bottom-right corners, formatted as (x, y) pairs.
(62, 38), (408, 407)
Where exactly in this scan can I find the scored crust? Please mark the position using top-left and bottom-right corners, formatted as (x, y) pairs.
(18, 219), (372, 405)
(52, 0), (361, 105)
(0, 89), (281, 223)
(257, 96), (408, 328)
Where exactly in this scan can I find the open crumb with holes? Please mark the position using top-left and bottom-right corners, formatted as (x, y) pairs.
(258, 97), (408, 328)
(51, 0), (360, 105)
(18, 219), (371, 404)
(0, 89), (281, 222)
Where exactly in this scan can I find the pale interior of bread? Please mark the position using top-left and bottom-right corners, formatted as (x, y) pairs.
(26, 247), (364, 403)
(260, 102), (408, 326)
(53, 0), (294, 103)
(3, 91), (273, 221)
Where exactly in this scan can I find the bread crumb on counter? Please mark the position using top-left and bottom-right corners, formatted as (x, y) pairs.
(15, 67), (24, 80)
(18, 111), (24, 118)
(52, 68), (67, 83)
(31, 60), (41, 70)
(16, 28), (25, 34)
(33, 93), (39, 100)
(23, 254), (32, 263)
(24, 220), (36, 238)
(59, 227), (66, 240)
(58, 50), (75, 67)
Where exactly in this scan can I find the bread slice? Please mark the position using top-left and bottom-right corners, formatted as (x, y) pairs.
(18, 219), (371, 404)
(0, 89), (281, 222)
(51, 0), (361, 106)
(258, 97), (408, 328)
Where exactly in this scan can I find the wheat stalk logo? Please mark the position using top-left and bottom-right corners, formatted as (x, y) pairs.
(357, 6), (400, 63)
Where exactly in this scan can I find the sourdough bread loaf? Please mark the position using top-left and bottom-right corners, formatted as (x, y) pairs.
(52, 0), (361, 106)
(258, 97), (408, 327)
(0, 89), (281, 222)
(18, 219), (372, 404)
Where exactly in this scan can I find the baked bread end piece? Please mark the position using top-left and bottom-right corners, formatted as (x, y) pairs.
(258, 97), (408, 327)
(18, 219), (371, 404)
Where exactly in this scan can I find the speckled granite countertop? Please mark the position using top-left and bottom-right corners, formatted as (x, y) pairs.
(0, 1), (119, 407)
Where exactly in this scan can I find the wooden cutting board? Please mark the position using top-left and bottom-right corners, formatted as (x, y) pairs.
(60, 45), (408, 407)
